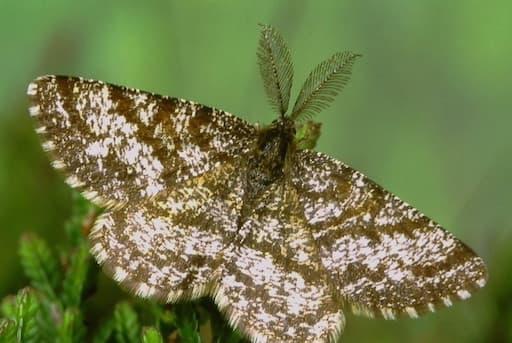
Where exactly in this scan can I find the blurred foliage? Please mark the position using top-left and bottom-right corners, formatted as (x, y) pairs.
(0, 0), (510, 342)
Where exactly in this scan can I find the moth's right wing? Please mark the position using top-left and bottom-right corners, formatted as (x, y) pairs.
(27, 75), (257, 208)
(292, 150), (487, 319)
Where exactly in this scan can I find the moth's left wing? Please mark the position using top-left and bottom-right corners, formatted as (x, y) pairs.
(89, 160), (246, 302)
(292, 150), (487, 319)
(27, 75), (256, 208)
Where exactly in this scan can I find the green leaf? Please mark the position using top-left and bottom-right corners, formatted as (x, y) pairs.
(138, 301), (175, 331)
(142, 327), (163, 343)
(37, 301), (59, 343)
(56, 308), (85, 343)
(0, 319), (17, 343)
(291, 51), (361, 121)
(14, 288), (40, 343)
(173, 303), (201, 343)
(19, 234), (61, 300)
(91, 316), (114, 343)
(158, 307), (176, 326)
(65, 190), (97, 246)
(61, 244), (90, 308)
(114, 302), (141, 343)
(216, 331), (245, 343)
(202, 301), (244, 343)
(198, 300), (245, 343)
(0, 296), (16, 319)
(213, 322), (245, 343)
(257, 23), (294, 116)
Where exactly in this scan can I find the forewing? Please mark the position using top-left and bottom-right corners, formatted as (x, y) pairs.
(27, 75), (256, 207)
(292, 150), (487, 319)
(216, 182), (344, 343)
(89, 160), (246, 301)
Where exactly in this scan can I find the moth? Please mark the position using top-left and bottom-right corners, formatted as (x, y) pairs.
(27, 25), (487, 342)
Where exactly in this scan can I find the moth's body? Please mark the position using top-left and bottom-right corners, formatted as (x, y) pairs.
(27, 36), (487, 342)
(243, 117), (296, 217)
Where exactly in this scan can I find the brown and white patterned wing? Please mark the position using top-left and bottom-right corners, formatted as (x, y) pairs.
(292, 150), (488, 319)
(27, 75), (256, 208)
(89, 160), (246, 301)
(216, 182), (344, 343)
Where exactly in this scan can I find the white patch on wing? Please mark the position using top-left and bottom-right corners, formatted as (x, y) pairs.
(457, 289), (471, 300)
(139, 101), (157, 125)
(177, 144), (210, 176)
(113, 266), (128, 282)
(442, 296), (453, 307)
(27, 82), (38, 95)
(86, 139), (111, 157)
(51, 160), (66, 169)
(304, 199), (344, 225)
(42, 141), (55, 151)
(29, 105), (40, 116)
(477, 278), (486, 288)
(405, 307), (418, 318)
(35, 126), (46, 133)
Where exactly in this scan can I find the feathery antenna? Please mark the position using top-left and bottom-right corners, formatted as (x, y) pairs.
(257, 24), (294, 116)
(290, 51), (361, 121)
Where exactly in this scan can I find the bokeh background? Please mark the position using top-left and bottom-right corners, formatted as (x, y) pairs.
(1, 1), (510, 342)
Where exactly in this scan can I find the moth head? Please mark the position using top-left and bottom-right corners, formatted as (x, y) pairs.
(266, 116), (296, 141)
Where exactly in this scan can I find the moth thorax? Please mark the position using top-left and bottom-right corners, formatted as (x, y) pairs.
(259, 117), (295, 161)
(244, 118), (295, 198)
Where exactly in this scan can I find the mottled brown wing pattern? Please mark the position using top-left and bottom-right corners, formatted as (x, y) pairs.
(89, 160), (246, 302)
(27, 73), (487, 343)
(292, 150), (487, 320)
(215, 181), (344, 343)
(27, 75), (256, 208)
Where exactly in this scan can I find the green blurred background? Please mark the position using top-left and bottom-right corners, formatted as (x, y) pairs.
(0, 1), (510, 342)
